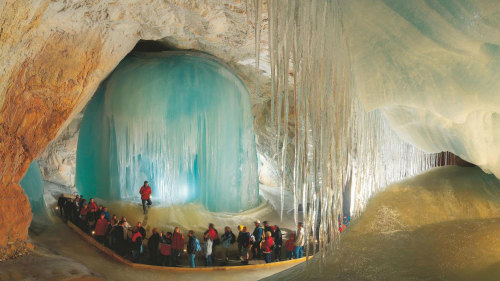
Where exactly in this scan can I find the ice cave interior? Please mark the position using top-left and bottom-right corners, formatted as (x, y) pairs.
(1, 1), (500, 281)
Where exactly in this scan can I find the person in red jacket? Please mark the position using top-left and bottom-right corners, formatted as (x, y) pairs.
(261, 231), (275, 263)
(79, 203), (90, 232)
(88, 198), (98, 213)
(94, 213), (108, 244)
(171, 227), (185, 266)
(139, 181), (152, 214)
(131, 227), (143, 262)
(206, 223), (220, 264)
(285, 233), (295, 260)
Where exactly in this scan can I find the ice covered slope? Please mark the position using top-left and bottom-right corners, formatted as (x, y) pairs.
(76, 52), (258, 212)
(265, 166), (500, 281)
(341, 0), (500, 176)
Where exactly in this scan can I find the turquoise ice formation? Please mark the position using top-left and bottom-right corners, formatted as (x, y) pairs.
(76, 52), (259, 212)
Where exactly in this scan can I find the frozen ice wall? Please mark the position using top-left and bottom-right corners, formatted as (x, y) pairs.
(339, 0), (500, 176)
(259, 0), (442, 259)
(76, 52), (259, 212)
(20, 161), (48, 220)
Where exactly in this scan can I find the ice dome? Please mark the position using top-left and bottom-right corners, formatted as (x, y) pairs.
(75, 52), (259, 212)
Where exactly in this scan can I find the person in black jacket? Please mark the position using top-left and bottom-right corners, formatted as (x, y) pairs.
(273, 225), (283, 261)
(148, 228), (160, 265)
(113, 221), (127, 256)
(263, 221), (272, 233)
(187, 230), (197, 268)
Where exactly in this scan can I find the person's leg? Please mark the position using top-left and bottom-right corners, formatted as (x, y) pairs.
(297, 246), (303, 258)
(256, 242), (261, 258)
(147, 198), (152, 206)
(266, 253), (272, 263)
(212, 245), (216, 265)
(132, 249), (138, 262)
(172, 250), (178, 266)
(189, 254), (195, 268)
(244, 248), (250, 264)
(294, 246), (299, 259)
(141, 199), (146, 214)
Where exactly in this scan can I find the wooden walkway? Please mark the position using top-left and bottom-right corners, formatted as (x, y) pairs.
(66, 221), (310, 272)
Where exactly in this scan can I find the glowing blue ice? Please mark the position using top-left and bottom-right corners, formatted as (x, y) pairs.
(20, 161), (47, 220)
(76, 52), (259, 212)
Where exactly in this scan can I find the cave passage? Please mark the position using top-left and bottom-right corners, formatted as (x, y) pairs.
(75, 52), (259, 212)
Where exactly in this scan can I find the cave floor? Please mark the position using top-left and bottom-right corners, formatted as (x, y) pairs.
(0, 220), (301, 281)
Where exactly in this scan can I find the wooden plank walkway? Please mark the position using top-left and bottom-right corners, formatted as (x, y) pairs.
(66, 221), (310, 272)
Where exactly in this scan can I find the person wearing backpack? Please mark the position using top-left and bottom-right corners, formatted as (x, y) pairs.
(238, 226), (251, 264)
(221, 226), (236, 263)
(187, 230), (201, 268)
(251, 220), (264, 259)
(159, 232), (172, 266)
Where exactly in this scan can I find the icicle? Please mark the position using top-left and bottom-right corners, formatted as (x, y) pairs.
(263, 0), (440, 263)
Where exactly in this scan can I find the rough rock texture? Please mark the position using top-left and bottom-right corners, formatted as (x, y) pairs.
(38, 113), (82, 188)
(0, 0), (274, 247)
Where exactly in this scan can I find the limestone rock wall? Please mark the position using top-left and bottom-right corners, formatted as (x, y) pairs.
(0, 0), (277, 247)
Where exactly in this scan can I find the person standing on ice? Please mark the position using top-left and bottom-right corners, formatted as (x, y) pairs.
(139, 181), (152, 214)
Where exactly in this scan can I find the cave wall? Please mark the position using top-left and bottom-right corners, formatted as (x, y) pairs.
(4, 0), (499, 250)
(0, 0), (274, 247)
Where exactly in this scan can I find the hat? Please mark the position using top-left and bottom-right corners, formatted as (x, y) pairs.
(254, 220), (260, 224)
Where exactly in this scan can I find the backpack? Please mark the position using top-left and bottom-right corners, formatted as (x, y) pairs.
(250, 235), (256, 243)
(194, 237), (202, 252)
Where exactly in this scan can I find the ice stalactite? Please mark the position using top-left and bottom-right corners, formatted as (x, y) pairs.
(261, 0), (442, 261)
(20, 161), (48, 221)
(76, 52), (259, 213)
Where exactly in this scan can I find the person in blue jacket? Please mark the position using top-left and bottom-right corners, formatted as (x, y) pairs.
(251, 220), (264, 259)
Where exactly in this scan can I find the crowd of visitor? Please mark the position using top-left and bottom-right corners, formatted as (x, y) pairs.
(57, 194), (309, 268)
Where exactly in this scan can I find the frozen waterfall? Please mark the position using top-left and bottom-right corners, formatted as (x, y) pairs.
(75, 52), (259, 212)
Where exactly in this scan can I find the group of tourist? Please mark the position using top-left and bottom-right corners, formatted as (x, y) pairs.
(57, 194), (307, 268)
